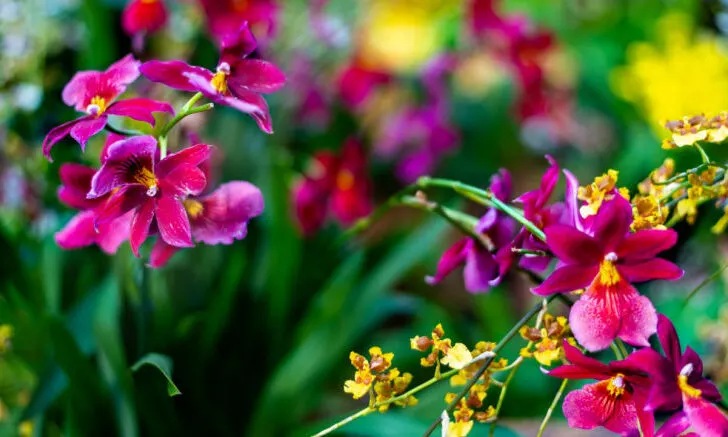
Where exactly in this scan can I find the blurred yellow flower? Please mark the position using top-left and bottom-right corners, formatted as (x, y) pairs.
(611, 13), (728, 134)
(358, 0), (458, 73)
(0, 325), (13, 354)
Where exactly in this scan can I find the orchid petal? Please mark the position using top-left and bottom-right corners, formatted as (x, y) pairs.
(106, 98), (174, 126)
(531, 264), (598, 296)
(140, 60), (213, 92)
(544, 224), (602, 265)
(155, 194), (193, 248)
(227, 59), (286, 94)
(617, 229), (678, 262)
(617, 259), (683, 283)
(592, 196), (632, 252)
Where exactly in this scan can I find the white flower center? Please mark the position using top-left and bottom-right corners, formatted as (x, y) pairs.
(604, 252), (618, 262)
(146, 185), (158, 197)
(86, 103), (101, 116)
(216, 62), (231, 74)
(680, 363), (694, 377)
(612, 375), (624, 388)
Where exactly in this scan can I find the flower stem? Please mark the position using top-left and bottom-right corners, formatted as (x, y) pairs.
(488, 357), (523, 437)
(536, 378), (569, 437)
(422, 295), (560, 437)
(310, 406), (374, 437)
(158, 92), (211, 143)
(694, 143), (711, 164)
(609, 342), (624, 360)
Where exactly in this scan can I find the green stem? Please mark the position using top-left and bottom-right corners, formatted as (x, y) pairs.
(615, 339), (630, 358)
(422, 295), (560, 437)
(311, 407), (374, 437)
(159, 136), (168, 159)
(488, 358), (523, 437)
(399, 196), (482, 244)
(156, 93), (212, 157)
(694, 143), (711, 164)
(683, 262), (728, 306)
(609, 342), (624, 360)
(536, 379), (569, 437)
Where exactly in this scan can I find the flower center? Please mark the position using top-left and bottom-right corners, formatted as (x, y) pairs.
(598, 254), (621, 286)
(133, 167), (158, 197)
(210, 63), (230, 94)
(606, 374), (626, 398)
(86, 96), (108, 117)
(678, 363), (702, 399)
(183, 199), (204, 219)
(336, 170), (355, 191)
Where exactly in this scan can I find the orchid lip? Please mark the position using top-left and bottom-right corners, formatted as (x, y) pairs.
(604, 252), (618, 262)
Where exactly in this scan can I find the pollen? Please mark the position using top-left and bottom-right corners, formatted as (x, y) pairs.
(606, 374), (626, 398)
(86, 96), (108, 117)
(337, 170), (355, 191)
(598, 259), (621, 286)
(133, 167), (158, 197)
(183, 199), (204, 219)
(210, 70), (228, 94)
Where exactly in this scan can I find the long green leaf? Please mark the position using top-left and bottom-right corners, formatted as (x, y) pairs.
(131, 353), (182, 397)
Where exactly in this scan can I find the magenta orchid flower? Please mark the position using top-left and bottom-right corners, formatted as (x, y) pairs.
(139, 23), (285, 134)
(55, 163), (132, 254)
(549, 342), (654, 437)
(513, 155), (563, 272)
(43, 55), (174, 161)
(426, 170), (517, 293)
(629, 315), (728, 437)
(532, 195), (683, 351)
(87, 135), (211, 256)
(292, 138), (373, 235)
(148, 181), (265, 268)
(336, 60), (391, 110)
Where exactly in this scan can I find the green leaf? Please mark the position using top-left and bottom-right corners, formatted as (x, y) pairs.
(131, 353), (182, 397)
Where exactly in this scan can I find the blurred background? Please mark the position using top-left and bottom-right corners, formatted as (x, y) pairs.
(3, 0), (728, 435)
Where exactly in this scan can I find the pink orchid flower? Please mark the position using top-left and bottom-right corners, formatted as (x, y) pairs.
(629, 315), (728, 437)
(87, 135), (211, 256)
(55, 163), (132, 254)
(148, 181), (265, 268)
(42, 55), (173, 160)
(549, 341), (655, 436)
(197, 0), (278, 45)
(140, 23), (285, 133)
(292, 138), (372, 235)
(533, 195), (683, 351)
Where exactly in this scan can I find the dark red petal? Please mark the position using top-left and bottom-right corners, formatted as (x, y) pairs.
(531, 264), (598, 296)
(70, 116), (107, 150)
(602, 392), (641, 436)
(106, 98), (174, 126)
(94, 186), (146, 226)
(228, 59), (286, 94)
(156, 144), (212, 178)
(88, 135), (158, 198)
(42, 118), (83, 160)
(155, 194), (193, 248)
(656, 412), (690, 437)
(148, 238), (179, 268)
(561, 341), (611, 375)
(160, 164), (206, 197)
(544, 224), (602, 265)
(129, 199), (155, 257)
(617, 259), (683, 283)
(617, 229), (678, 262)
(592, 195), (633, 252)
(140, 60), (212, 92)
(657, 314), (683, 368)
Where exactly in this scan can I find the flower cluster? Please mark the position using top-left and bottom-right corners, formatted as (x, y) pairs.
(519, 313), (573, 367)
(343, 346), (416, 410)
(48, 23), (284, 266)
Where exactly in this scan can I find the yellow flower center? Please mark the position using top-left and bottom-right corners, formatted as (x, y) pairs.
(606, 374), (626, 398)
(183, 199), (204, 219)
(598, 255), (621, 286)
(210, 70), (228, 94)
(133, 167), (158, 197)
(678, 364), (702, 399)
(86, 96), (108, 117)
(337, 170), (355, 191)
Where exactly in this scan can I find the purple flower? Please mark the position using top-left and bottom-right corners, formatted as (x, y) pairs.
(549, 341), (654, 436)
(630, 315), (728, 437)
(426, 170), (516, 293)
(148, 181), (264, 267)
(533, 195), (683, 351)
(139, 23), (285, 133)
(88, 135), (211, 256)
(43, 55), (174, 160)
(55, 163), (132, 254)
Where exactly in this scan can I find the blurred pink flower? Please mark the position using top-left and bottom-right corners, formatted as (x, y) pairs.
(198, 0), (278, 44)
(43, 55), (173, 160)
(122, 0), (168, 50)
(292, 138), (372, 234)
(88, 135), (211, 256)
(140, 24), (285, 133)
(336, 60), (391, 110)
